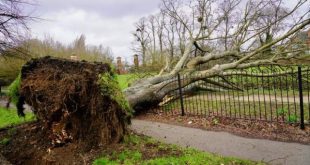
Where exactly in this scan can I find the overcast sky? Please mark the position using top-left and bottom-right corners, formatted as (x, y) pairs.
(28, 0), (161, 62)
(27, 0), (308, 62)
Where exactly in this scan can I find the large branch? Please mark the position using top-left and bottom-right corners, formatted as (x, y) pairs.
(187, 50), (240, 69)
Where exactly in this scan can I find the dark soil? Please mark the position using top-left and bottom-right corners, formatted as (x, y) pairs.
(0, 122), (182, 165)
(19, 56), (130, 148)
(135, 111), (310, 144)
(0, 122), (86, 165)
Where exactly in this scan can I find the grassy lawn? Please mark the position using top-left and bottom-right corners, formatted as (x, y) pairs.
(161, 94), (310, 123)
(93, 133), (263, 165)
(116, 73), (157, 90)
(116, 74), (140, 90)
(0, 107), (36, 128)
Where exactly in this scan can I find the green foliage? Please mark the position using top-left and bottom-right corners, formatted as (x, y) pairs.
(276, 108), (287, 116)
(93, 158), (118, 165)
(93, 150), (142, 165)
(276, 108), (298, 123)
(146, 149), (257, 165)
(7, 73), (21, 105)
(118, 150), (142, 164)
(287, 115), (298, 123)
(0, 107), (36, 128)
(98, 72), (132, 114)
(0, 137), (10, 145)
(123, 134), (141, 145)
(0, 36), (113, 86)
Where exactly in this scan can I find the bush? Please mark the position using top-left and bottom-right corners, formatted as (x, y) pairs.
(7, 73), (21, 105)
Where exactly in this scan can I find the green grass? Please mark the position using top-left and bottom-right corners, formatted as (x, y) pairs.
(116, 74), (139, 90)
(0, 107), (36, 128)
(93, 134), (263, 165)
(160, 92), (310, 123)
(116, 73), (157, 90)
(7, 74), (21, 105)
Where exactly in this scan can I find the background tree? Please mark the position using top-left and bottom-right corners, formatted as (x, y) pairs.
(0, 35), (114, 85)
(0, 0), (33, 55)
(132, 17), (151, 67)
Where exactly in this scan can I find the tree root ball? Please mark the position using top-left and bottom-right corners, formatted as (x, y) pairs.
(19, 56), (131, 149)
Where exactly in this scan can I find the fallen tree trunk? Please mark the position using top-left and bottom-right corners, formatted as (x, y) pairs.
(125, 18), (310, 112)
(19, 56), (131, 149)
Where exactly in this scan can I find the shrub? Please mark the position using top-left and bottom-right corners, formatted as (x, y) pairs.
(7, 73), (21, 105)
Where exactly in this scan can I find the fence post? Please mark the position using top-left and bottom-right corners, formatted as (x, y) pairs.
(298, 66), (305, 130)
(177, 73), (185, 116)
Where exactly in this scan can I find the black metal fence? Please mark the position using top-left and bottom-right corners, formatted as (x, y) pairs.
(157, 65), (310, 129)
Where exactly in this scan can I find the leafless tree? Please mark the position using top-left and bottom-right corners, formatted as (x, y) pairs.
(126, 0), (310, 112)
(0, 0), (34, 55)
(132, 17), (151, 66)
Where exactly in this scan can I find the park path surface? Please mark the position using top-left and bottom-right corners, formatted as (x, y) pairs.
(130, 119), (310, 165)
(0, 100), (32, 112)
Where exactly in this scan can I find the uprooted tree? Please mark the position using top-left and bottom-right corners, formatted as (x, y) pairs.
(127, 0), (310, 112)
(12, 57), (131, 148)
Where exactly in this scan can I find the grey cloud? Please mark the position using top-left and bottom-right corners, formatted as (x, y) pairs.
(34, 0), (161, 18)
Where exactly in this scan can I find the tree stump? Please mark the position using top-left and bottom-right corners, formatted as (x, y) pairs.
(19, 56), (131, 149)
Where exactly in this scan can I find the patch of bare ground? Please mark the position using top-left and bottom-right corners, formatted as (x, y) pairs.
(0, 121), (183, 165)
(135, 111), (310, 144)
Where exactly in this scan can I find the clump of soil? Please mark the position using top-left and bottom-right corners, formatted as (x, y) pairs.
(136, 110), (310, 144)
(15, 56), (130, 149)
(0, 122), (181, 165)
(0, 56), (133, 164)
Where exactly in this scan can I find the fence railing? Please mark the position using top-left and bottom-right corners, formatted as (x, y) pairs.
(156, 65), (310, 129)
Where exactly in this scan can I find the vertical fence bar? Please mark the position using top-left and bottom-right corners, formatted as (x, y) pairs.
(272, 66), (279, 122)
(241, 69), (246, 119)
(194, 80), (199, 115)
(228, 78), (233, 118)
(292, 67), (298, 121)
(210, 82), (215, 116)
(251, 69), (257, 120)
(267, 69), (273, 121)
(279, 71), (285, 122)
(232, 73), (237, 118)
(256, 68), (262, 120)
(177, 73), (185, 116)
(285, 71), (291, 122)
(223, 77), (228, 117)
(298, 66), (305, 130)
(262, 69), (267, 121)
(218, 76), (223, 116)
(246, 72), (251, 119)
(236, 74), (241, 119)
(200, 74), (207, 117)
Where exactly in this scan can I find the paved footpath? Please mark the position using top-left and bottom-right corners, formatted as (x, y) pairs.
(130, 119), (310, 165)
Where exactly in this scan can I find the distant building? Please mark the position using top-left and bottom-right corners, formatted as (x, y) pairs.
(116, 57), (127, 74)
(133, 54), (139, 68)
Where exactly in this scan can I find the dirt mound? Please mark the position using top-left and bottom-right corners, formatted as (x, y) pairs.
(19, 56), (131, 149)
